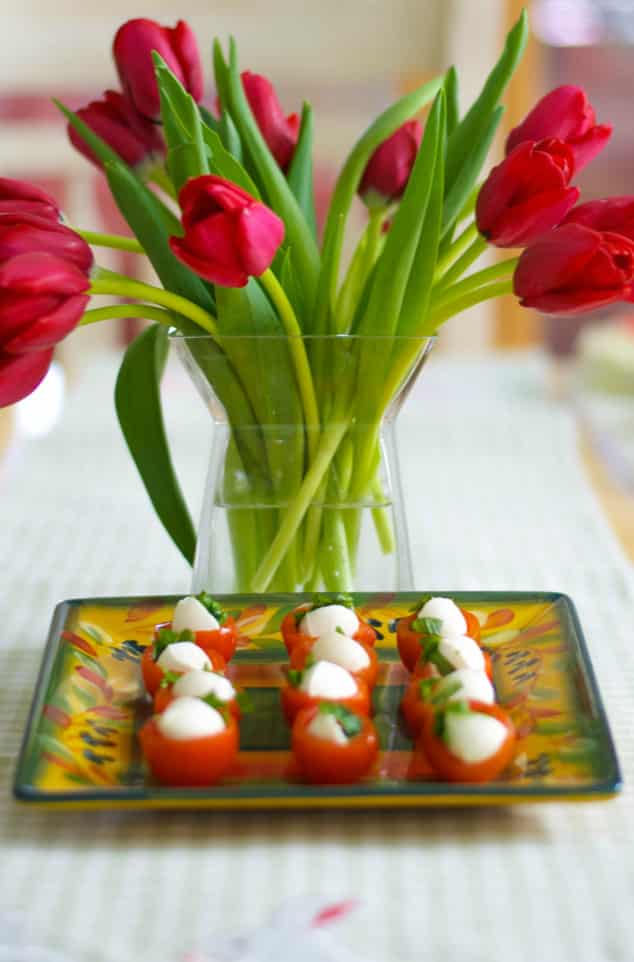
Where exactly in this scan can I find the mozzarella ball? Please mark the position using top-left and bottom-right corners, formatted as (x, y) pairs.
(172, 596), (220, 633)
(299, 661), (358, 699)
(418, 597), (467, 637)
(172, 670), (235, 703)
(299, 604), (359, 638)
(157, 641), (211, 674)
(311, 632), (370, 672)
(157, 696), (225, 740)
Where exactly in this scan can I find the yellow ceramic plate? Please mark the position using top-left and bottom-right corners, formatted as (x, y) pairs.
(14, 592), (621, 809)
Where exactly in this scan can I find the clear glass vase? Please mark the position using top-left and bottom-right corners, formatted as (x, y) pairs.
(173, 333), (434, 594)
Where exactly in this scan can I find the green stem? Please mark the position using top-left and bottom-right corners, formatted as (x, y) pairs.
(426, 278), (514, 329)
(259, 268), (321, 461)
(149, 164), (178, 200)
(251, 419), (350, 592)
(74, 230), (145, 254)
(335, 207), (386, 333)
(431, 257), (518, 313)
(89, 268), (218, 336)
(433, 222), (478, 283)
(80, 304), (175, 326)
(434, 234), (488, 292)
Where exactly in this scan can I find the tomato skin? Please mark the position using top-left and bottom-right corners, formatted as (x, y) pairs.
(419, 700), (516, 783)
(153, 685), (241, 719)
(140, 644), (225, 697)
(193, 617), (239, 662)
(400, 678), (434, 735)
(280, 678), (371, 725)
(281, 609), (377, 655)
(139, 714), (239, 787)
(289, 638), (378, 689)
(291, 706), (378, 784)
(461, 608), (481, 643)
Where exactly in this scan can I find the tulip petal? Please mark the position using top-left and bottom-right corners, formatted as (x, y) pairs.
(0, 292), (61, 347)
(0, 222), (93, 273)
(3, 294), (89, 353)
(114, 19), (189, 119)
(0, 177), (59, 211)
(518, 288), (623, 315)
(236, 205), (285, 276)
(0, 347), (54, 407)
(171, 21), (204, 105)
(487, 186), (579, 247)
(242, 71), (299, 171)
(569, 124), (612, 173)
(0, 253), (90, 296)
(514, 224), (602, 300)
(178, 176), (255, 228)
(506, 86), (593, 153)
(0, 200), (59, 220)
(563, 197), (634, 241)
(169, 217), (248, 287)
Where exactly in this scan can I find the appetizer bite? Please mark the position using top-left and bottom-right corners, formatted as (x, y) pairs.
(141, 628), (225, 696)
(153, 667), (242, 719)
(400, 669), (495, 736)
(280, 660), (371, 724)
(166, 592), (239, 662)
(289, 629), (378, 689)
(397, 595), (481, 672)
(140, 695), (239, 786)
(414, 632), (493, 682)
(292, 703), (378, 784)
(419, 700), (516, 783)
(281, 593), (376, 654)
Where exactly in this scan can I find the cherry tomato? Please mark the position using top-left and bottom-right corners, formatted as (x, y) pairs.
(140, 644), (225, 696)
(280, 677), (371, 725)
(193, 617), (239, 662)
(289, 638), (379, 689)
(461, 608), (481, 643)
(400, 678), (434, 735)
(412, 647), (494, 683)
(292, 705), (378, 784)
(419, 700), (516, 783)
(139, 713), (239, 787)
(281, 609), (377, 655)
(397, 608), (481, 672)
(153, 683), (241, 720)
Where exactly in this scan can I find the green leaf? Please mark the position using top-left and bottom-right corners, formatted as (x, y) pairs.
(213, 39), (231, 113)
(219, 109), (243, 162)
(166, 142), (204, 194)
(444, 9), (528, 191)
(199, 104), (221, 135)
(280, 248), (307, 324)
(201, 127), (261, 197)
(314, 73), (444, 335)
(226, 37), (321, 310)
(287, 102), (317, 238)
(444, 66), (460, 136)
(442, 106), (502, 235)
(312, 592), (354, 610)
(115, 325), (196, 565)
(103, 160), (214, 311)
(153, 53), (208, 176)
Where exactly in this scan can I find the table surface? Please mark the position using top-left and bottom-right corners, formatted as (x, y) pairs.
(1, 351), (633, 962)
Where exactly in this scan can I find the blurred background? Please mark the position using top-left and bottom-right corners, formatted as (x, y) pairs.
(1, 0), (634, 505)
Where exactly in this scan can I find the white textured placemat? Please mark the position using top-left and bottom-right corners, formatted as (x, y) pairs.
(1, 351), (633, 962)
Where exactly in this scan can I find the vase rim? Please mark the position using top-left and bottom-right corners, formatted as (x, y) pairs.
(169, 330), (437, 343)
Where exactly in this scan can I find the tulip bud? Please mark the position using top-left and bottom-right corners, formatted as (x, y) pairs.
(562, 197), (634, 242)
(169, 176), (285, 287)
(0, 177), (60, 221)
(506, 85), (612, 175)
(0, 348), (55, 407)
(514, 223), (634, 314)
(68, 90), (165, 172)
(0, 213), (93, 274)
(113, 18), (203, 121)
(476, 139), (579, 248)
(359, 121), (423, 207)
(241, 71), (299, 172)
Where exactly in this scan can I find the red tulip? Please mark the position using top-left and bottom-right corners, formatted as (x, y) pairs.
(0, 213), (93, 274)
(68, 90), (165, 171)
(563, 197), (634, 242)
(359, 121), (423, 205)
(514, 223), (634, 314)
(169, 176), (285, 287)
(476, 139), (579, 248)
(506, 85), (611, 174)
(0, 252), (90, 406)
(113, 18), (203, 121)
(241, 71), (299, 172)
(0, 177), (60, 221)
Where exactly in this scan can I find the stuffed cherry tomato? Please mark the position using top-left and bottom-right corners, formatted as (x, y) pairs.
(289, 631), (378, 689)
(281, 596), (376, 654)
(412, 638), (493, 684)
(401, 668), (495, 736)
(397, 596), (481, 672)
(281, 660), (371, 724)
(140, 696), (239, 786)
(141, 638), (224, 696)
(153, 667), (242, 719)
(162, 593), (239, 662)
(419, 699), (516, 783)
(292, 703), (378, 784)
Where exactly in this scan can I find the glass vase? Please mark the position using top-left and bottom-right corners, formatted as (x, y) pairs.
(172, 333), (434, 594)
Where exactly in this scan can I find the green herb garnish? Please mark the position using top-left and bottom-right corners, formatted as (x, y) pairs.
(434, 699), (472, 740)
(304, 652), (316, 669)
(201, 693), (231, 723)
(411, 616), (443, 636)
(287, 668), (303, 688)
(419, 636), (454, 676)
(311, 593), (354, 611)
(318, 702), (362, 738)
(195, 592), (227, 624)
(153, 627), (194, 661)
(409, 594), (433, 613)
(420, 677), (463, 706)
(159, 670), (181, 688)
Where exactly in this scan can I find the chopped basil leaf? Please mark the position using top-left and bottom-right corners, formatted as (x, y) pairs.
(159, 670), (181, 688)
(304, 652), (316, 669)
(436, 699), (472, 743)
(420, 636), (454, 676)
(153, 627), (194, 661)
(335, 625), (346, 635)
(409, 593), (433, 613)
(418, 677), (438, 701)
(312, 593), (354, 611)
(195, 592), (227, 624)
(318, 702), (362, 737)
(287, 668), (303, 688)
(202, 692), (225, 710)
(430, 679), (463, 706)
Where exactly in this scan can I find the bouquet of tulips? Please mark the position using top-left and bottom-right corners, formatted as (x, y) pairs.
(0, 10), (629, 592)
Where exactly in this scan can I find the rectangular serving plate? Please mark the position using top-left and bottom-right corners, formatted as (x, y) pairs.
(14, 592), (621, 809)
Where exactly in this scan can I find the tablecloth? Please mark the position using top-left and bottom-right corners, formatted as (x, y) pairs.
(1, 351), (633, 962)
